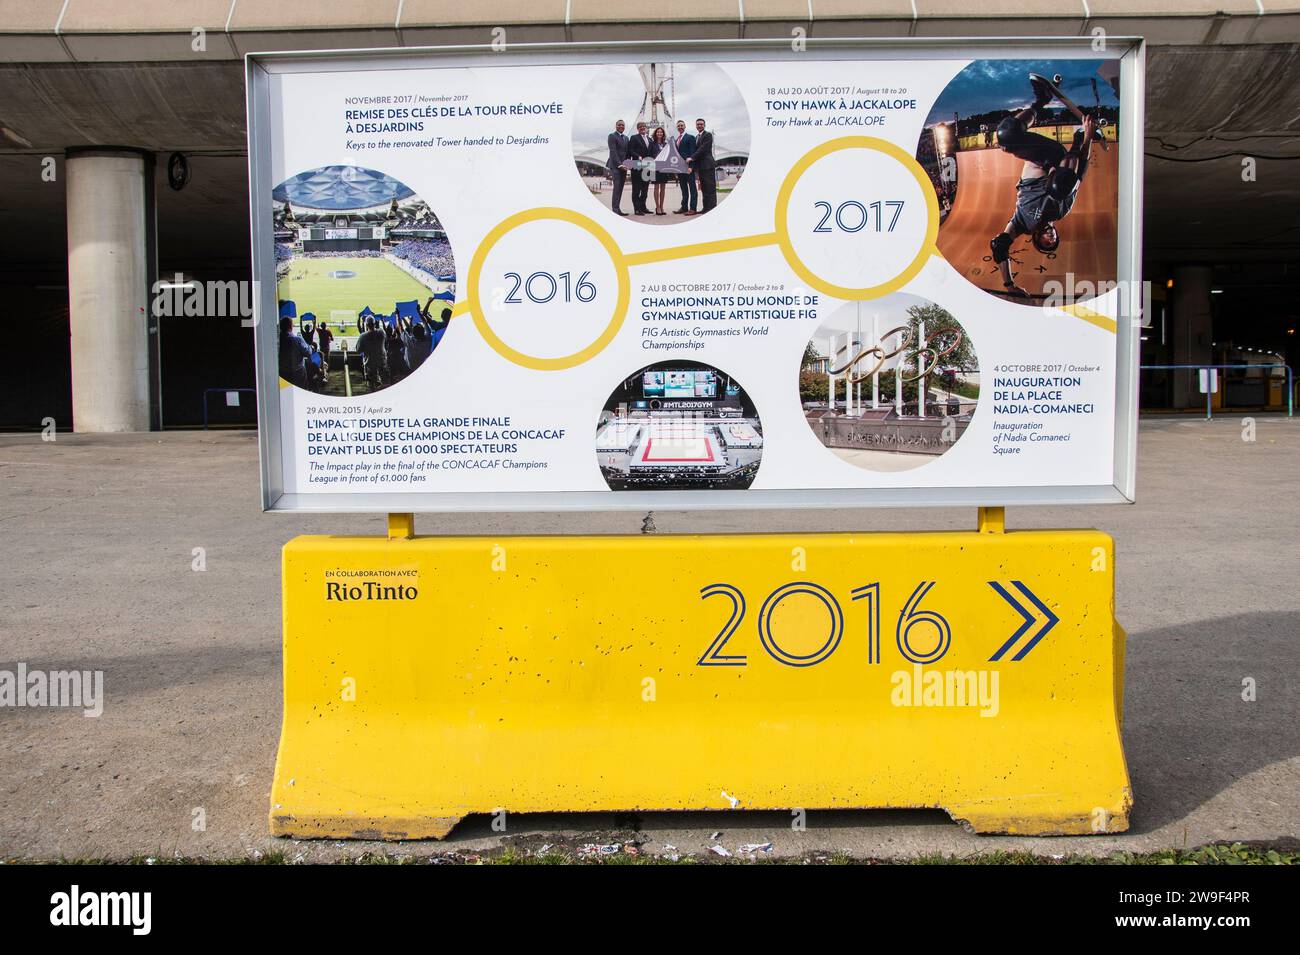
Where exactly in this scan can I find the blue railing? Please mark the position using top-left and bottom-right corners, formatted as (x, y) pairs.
(1140, 364), (1293, 420)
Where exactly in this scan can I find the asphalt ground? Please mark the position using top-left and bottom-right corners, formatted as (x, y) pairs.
(0, 416), (1294, 861)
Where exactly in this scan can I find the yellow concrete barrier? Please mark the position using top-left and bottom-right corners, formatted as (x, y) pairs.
(271, 529), (1131, 838)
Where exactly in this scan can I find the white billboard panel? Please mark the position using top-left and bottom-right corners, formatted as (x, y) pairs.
(247, 38), (1144, 512)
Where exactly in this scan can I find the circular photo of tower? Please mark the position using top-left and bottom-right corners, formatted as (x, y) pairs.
(799, 294), (979, 472)
(596, 360), (762, 491)
(572, 62), (750, 224)
(272, 164), (456, 395)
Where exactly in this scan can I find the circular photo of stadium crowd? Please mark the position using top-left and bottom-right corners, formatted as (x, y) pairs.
(273, 164), (456, 395)
(800, 294), (980, 472)
(572, 62), (750, 225)
(596, 360), (762, 491)
(915, 59), (1120, 306)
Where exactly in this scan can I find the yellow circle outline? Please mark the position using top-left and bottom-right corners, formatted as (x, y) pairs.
(775, 136), (940, 301)
(467, 207), (630, 371)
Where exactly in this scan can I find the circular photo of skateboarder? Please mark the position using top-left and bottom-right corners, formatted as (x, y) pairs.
(799, 294), (979, 472)
(916, 61), (1120, 306)
(595, 360), (762, 490)
(572, 63), (751, 224)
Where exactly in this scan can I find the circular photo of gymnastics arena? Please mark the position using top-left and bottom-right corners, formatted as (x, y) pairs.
(572, 62), (750, 225)
(272, 164), (456, 395)
(915, 59), (1120, 306)
(800, 294), (979, 472)
(596, 360), (762, 491)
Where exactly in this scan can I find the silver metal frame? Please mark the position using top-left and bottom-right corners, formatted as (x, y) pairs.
(246, 36), (1144, 514)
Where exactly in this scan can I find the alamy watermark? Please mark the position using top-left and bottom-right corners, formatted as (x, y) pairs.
(1041, 274), (1153, 328)
(50, 885), (150, 935)
(890, 663), (1000, 717)
(0, 663), (104, 717)
(151, 274), (259, 327)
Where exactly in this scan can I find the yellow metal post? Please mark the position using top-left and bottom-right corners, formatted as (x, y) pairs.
(387, 513), (414, 540)
(978, 506), (1006, 534)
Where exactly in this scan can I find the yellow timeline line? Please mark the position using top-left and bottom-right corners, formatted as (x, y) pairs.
(1059, 303), (1118, 334)
(622, 231), (781, 267)
(448, 206), (1114, 336)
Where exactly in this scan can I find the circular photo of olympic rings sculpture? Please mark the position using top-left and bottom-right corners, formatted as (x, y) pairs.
(798, 293), (979, 472)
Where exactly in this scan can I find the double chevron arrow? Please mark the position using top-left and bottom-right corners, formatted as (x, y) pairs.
(987, 581), (1059, 662)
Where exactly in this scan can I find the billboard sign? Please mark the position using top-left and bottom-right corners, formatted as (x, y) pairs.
(247, 38), (1144, 512)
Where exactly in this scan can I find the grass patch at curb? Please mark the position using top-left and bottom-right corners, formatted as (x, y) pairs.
(5, 842), (1295, 866)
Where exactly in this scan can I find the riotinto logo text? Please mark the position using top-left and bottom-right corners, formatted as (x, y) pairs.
(325, 580), (418, 601)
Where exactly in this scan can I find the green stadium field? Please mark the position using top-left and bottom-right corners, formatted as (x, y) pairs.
(277, 256), (439, 328)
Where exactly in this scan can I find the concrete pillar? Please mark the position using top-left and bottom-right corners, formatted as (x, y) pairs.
(1170, 265), (1214, 410)
(65, 148), (155, 431)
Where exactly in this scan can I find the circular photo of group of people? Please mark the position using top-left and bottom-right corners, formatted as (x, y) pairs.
(273, 164), (456, 395)
(799, 294), (980, 472)
(915, 59), (1120, 306)
(595, 360), (763, 491)
(572, 63), (750, 224)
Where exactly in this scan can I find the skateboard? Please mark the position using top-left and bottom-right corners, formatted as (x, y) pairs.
(1030, 72), (1110, 152)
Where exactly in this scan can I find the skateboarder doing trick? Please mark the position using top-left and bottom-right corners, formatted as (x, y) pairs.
(989, 74), (1103, 298)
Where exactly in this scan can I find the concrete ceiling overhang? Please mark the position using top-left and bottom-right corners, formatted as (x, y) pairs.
(1, 9), (1298, 276)
(0, 4), (1298, 65)
(2, 37), (1299, 154)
